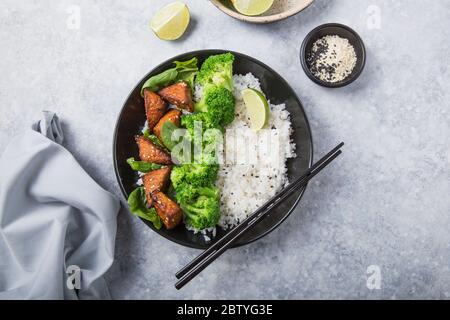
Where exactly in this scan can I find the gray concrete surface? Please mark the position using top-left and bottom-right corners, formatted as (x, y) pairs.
(0, 0), (449, 299)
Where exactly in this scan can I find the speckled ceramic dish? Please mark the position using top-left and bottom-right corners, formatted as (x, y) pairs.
(210, 0), (314, 24)
(113, 50), (313, 249)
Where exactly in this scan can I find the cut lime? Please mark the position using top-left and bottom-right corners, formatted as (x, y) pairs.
(231, 0), (274, 16)
(241, 88), (270, 131)
(150, 1), (190, 41)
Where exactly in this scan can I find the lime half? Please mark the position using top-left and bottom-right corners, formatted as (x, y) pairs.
(241, 88), (270, 131)
(231, 0), (274, 16)
(150, 1), (190, 41)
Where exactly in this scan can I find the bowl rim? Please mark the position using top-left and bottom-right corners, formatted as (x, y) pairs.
(209, 0), (315, 24)
(113, 49), (313, 249)
(300, 23), (367, 88)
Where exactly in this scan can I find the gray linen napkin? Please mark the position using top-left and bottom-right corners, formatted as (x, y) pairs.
(0, 111), (120, 299)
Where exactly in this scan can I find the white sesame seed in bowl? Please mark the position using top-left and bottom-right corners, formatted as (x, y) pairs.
(300, 23), (366, 88)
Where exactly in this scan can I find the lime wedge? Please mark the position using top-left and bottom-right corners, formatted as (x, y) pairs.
(241, 88), (270, 131)
(150, 1), (190, 41)
(231, 0), (274, 16)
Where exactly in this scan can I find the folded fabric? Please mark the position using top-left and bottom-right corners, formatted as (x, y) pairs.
(0, 111), (120, 299)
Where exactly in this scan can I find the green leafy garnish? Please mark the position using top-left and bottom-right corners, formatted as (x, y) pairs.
(127, 187), (162, 229)
(140, 57), (198, 96)
(127, 158), (162, 173)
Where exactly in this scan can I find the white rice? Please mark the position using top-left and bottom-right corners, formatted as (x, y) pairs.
(185, 224), (216, 242)
(215, 73), (296, 229)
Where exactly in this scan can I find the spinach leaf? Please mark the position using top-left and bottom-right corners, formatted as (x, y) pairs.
(143, 129), (168, 151)
(167, 183), (177, 201)
(145, 133), (166, 150)
(142, 128), (151, 138)
(140, 57), (198, 96)
(127, 158), (162, 173)
(173, 58), (198, 89)
(140, 68), (178, 95)
(127, 187), (162, 229)
(160, 121), (181, 151)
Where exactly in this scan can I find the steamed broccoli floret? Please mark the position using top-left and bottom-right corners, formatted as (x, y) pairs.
(181, 198), (220, 230)
(178, 186), (220, 230)
(173, 183), (198, 203)
(202, 128), (223, 165)
(180, 113), (223, 165)
(181, 112), (221, 138)
(172, 181), (221, 230)
(197, 53), (234, 92)
(195, 86), (235, 126)
(174, 184), (219, 203)
(171, 163), (219, 189)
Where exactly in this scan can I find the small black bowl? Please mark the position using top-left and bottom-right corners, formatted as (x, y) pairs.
(300, 23), (366, 88)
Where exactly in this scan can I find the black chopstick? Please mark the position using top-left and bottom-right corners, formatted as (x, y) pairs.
(176, 142), (344, 279)
(175, 142), (344, 289)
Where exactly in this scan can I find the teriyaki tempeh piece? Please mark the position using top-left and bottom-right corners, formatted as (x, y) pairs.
(135, 135), (172, 165)
(144, 89), (167, 132)
(152, 191), (183, 229)
(142, 166), (172, 206)
(153, 109), (182, 142)
(158, 81), (194, 112)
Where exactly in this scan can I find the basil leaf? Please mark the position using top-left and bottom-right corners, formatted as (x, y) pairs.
(127, 187), (162, 229)
(140, 57), (198, 96)
(127, 158), (162, 173)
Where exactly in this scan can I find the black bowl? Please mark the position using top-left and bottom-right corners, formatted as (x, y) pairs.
(300, 23), (366, 88)
(113, 49), (313, 249)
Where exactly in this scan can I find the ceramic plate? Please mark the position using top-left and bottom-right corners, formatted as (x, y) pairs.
(210, 0), (315, 24)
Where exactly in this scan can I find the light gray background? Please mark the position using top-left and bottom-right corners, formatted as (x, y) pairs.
(0, 0), (449, 299)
